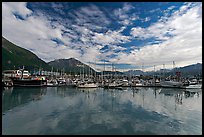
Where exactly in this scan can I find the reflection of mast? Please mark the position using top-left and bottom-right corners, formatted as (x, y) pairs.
(154, 88), (157, 99)
(132, 90), (135, 97)
(175, 92), (183, 111)
(142, 90), (144, 107)
(174, 94), (177, 111)
(111, 90), (114, 112)
(87, 91), (90, 99)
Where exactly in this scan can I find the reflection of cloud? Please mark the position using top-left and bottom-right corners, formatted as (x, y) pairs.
(2, 87), (202, 135)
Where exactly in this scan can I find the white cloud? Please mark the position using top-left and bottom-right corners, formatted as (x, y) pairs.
(3, 2), (32, 19)
(130, 27), (148, 39)
(125, 3), (202, 70)
(2, 2), (202, 72)
(113, 3), (138, 26)
(2, 2), (82, 62)
(70, 4), (110, 29)
(92, 28), (131, 46)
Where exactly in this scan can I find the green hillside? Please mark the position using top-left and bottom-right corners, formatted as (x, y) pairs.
(48, 58), (97, 75)
(2, 37), (51, 72)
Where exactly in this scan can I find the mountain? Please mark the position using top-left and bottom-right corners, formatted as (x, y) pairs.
(48, 58), (96, 75)
(2, 37), (51, 72)
(2, 36), (201, 77)
(124, 63), (202, 77)
(124, 70), (144, 75)
(175, 63), (202, 77)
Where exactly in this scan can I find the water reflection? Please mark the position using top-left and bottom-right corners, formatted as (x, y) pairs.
(184, 89), (201, 98)
(2, 87), (202, 135)
(2, 87), (47, 112)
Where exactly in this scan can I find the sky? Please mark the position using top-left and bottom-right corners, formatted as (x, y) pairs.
(2, 2), (202, 72)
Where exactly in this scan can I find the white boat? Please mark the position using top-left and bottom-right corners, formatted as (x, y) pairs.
(131, 79), (143, 87)
(122, 79), (129, 87)
(184, 84), (202, 89)
(183, 79), (202, 89)
(104, 81), (122, 88)
(47, 79), (58, 87)
(77, 82), (98, 88)
(160, 80), (183, 88)
(57, 78), (66, 86)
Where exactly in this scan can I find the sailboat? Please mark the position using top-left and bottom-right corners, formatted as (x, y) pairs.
(160, 62), (183, 88)
(77, 63), (98, 88)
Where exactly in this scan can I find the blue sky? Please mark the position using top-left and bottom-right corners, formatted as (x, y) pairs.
(2, 2), (202, 71)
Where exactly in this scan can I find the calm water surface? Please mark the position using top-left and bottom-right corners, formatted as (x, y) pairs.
(2, 86), (202, 135)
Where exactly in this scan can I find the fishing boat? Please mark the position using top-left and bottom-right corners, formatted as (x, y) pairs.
(11, 77), (47, 87)
(8, 68), (47, 87)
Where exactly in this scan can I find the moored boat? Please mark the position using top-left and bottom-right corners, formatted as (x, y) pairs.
(47, 79), (58, 87)
(77, 82), (98, 88)
(11, 77), (47, 87)
(160, 80), (183, 88)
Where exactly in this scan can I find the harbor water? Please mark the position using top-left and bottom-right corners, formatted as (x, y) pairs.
(2, 87), (202, 135)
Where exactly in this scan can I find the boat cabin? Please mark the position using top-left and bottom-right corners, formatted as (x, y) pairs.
(2, 70), (31, 79)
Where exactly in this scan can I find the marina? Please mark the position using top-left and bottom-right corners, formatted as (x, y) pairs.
(2, 68), (202, 89)
(2, 2), (202, 135)
(2, 86), (202, 135)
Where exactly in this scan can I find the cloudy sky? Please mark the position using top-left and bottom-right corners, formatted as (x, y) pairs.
(2, 2), (202, 71)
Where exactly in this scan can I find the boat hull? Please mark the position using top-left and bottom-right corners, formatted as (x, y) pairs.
(184, 84), (202, 89)
(160, 81), (183, 88)
(77, 83), (98, 88)
(12, 79), (47, 87)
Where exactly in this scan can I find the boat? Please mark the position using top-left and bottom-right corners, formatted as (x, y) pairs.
(11, 77), (47, 87)
(77, 82), (98, 88)
(184, 84), (202, 89)
(47, 79), (58, 87)
(182, 79), (202, 89)
(121, 79), (129, 87)
(3, 68), (47, 87)
(160, 62), (183, 88)
(2, 69), (31, 79)
(57, 77), (67, 86)
(103, 81), (122, 89)
(131, 79), (144, 87)
(2, 81), (6, 88)
(2, 77), (13, 87)
(160, 80), (183, 88)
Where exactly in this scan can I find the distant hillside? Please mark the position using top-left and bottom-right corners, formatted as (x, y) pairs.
(2, 36), (201, 77)
(175, 63), (202, 77)
(2, 37), (51, 72)
(125, 63), (202, 77)
(48, 58), (96, 75)
(124, 70), (144, 75)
